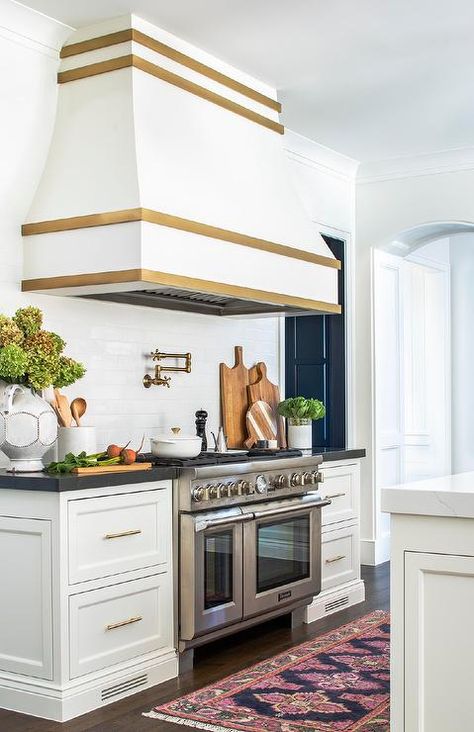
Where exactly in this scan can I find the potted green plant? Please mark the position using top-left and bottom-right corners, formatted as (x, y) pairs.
(0, 307), (86, 471)
(277, 396), (326, 450)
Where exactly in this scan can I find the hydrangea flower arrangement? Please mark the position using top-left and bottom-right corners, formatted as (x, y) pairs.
(0, 307), (86, 391)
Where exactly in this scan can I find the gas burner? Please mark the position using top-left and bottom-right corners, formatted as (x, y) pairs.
(138, 451), (250, 467)
(138, 449), (303, 468)
(247, 448), (303, 459)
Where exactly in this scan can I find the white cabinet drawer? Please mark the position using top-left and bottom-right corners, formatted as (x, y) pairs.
(319, 463), (359, 526)
(322, 524), (359, 591)
(68, 487), (170, 584)
(69, 574), (172, 678)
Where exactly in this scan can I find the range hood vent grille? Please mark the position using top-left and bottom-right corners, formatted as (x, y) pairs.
(146, 288), (232, 304)
(82, 286), (310, 317)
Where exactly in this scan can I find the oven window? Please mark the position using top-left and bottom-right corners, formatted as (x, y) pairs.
(204, 529), (233, 609)
(257, 516), (310, 593)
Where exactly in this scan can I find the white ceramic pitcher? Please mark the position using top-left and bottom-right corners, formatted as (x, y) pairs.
(0, 384), (57, 471)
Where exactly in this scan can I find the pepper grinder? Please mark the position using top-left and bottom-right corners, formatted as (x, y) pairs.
(195, 409), (208, 452)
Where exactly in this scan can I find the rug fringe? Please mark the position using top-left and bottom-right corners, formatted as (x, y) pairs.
(143, 710), (236, 732)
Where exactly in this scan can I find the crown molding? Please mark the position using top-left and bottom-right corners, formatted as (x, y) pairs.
(358, 146), (474, 184)
(0, 0), (72, 57)
(284, 129), (359, 181)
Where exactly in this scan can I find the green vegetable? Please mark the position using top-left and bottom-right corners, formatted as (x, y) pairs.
(46, 451), (122, 474)
(277, 396), (326, 424)
(0, 307), (86, 391)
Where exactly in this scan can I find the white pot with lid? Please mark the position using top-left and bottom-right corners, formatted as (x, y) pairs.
(150, 427), (202, 459)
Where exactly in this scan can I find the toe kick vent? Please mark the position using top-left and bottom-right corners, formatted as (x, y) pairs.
(325, 595), (349, 614)
(101, 673), (148, 701)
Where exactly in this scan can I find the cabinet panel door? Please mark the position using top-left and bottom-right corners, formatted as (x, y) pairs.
(68, 487), (170, 584)
(319, 463), (359, 527)
(69, 574), (173, 678)
(405, 552), (474, 732)
(321, 524), (359, 591)
(0, 517), (53, 679)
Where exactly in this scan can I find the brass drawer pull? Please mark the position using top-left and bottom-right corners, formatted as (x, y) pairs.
(104, 529), (142, 540)
(106, 615), (143, 631)
(325, 554), (346, 564)
(325, 492), (346, 500)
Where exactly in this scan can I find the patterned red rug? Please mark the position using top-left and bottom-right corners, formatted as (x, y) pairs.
(144, 611), (390, 731)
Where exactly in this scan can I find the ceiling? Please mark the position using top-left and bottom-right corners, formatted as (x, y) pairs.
(18, 0), (474, 162)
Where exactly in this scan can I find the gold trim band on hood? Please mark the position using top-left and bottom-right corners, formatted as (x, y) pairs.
(21, 268), (342, 314)
(21, 208), (341, 270)
(60, 28), (281, 113)
(57, 54), (284, 135)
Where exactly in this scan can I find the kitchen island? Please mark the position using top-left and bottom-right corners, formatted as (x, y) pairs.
(382, 472), (474, 732)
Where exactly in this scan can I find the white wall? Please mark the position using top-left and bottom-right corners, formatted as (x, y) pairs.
(0, 1), (356, 466)
(450, 233), (474, 473)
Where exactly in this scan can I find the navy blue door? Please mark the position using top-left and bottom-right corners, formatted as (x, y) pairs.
(285, 236), (345, 449)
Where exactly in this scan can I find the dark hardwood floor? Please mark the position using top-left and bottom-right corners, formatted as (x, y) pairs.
(1, 563), (389, 732)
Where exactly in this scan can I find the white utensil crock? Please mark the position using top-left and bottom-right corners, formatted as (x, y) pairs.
(57, 426), (97, 461)
(0, 384), (57, 471)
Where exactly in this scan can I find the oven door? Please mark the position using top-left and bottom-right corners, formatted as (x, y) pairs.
(180, 509), (251, 641)
(243, 496), (327, 618)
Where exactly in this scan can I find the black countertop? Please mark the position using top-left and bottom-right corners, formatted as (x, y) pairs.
(315, 447), (366, 462)
(0, 448), (365, 492)
(0, 466), (178, 492)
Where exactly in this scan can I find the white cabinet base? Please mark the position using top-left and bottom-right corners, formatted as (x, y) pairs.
(0, 481), (176, 722)
(0, 649), (177, 722)
(304, 579), (365, 623)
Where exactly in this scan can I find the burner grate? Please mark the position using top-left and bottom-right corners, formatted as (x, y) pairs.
(138, 449), (303, 468)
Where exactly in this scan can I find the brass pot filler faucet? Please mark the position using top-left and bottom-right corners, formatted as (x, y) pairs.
(143, 349), (192, 388)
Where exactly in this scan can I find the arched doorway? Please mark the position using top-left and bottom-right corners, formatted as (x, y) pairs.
(372, 221), (474, 560)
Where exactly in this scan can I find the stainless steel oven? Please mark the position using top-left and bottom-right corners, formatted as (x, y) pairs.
(180, 493), (327, 642)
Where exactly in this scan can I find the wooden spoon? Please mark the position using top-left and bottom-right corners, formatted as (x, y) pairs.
(70, 397), (87, 427)
(54, 388), (72, 428)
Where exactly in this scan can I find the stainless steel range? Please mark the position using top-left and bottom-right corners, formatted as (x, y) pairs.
(175, 453), (329, 669)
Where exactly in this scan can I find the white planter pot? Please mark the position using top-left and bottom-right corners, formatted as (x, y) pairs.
(0, 384), (57, 471)
(287, 420), (313, 450)
(57, 426), (97, 461)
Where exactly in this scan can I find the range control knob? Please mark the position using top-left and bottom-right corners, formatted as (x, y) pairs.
(221, 483), (233, 498)
(192, 485), (205, 502)
(290, 473), (304, 487)
(255, 474), (268, 495)
(312, 470), (324, 484)
(208, 484), (220, 500)
(229, 481), (240, 496)
(239, 480), (252, 495)
(303, 471), (314, 486)
(273, 474), (287, 489)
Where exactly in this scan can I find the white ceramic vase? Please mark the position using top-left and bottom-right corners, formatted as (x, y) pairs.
(0, 383), (57, 471)
(287, 418), (313, 450)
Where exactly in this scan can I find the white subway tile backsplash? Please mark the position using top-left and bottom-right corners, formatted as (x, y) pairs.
(0, 288), (281, 465)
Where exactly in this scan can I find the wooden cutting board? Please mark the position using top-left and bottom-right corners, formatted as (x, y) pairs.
(247, 363), (287, 448)
(72, 463), (152, 475)
(220, 346), (258, 448)
(245, 400), (278, 448)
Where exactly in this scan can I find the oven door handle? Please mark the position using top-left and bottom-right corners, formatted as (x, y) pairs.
(194, 513), (254, 533)
(252, 497), (331, 520)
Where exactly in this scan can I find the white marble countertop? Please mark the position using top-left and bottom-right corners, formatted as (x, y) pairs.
(382, 471), (474, 519)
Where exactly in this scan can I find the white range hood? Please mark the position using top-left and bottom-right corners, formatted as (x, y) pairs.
(22, 15), (340, 317)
